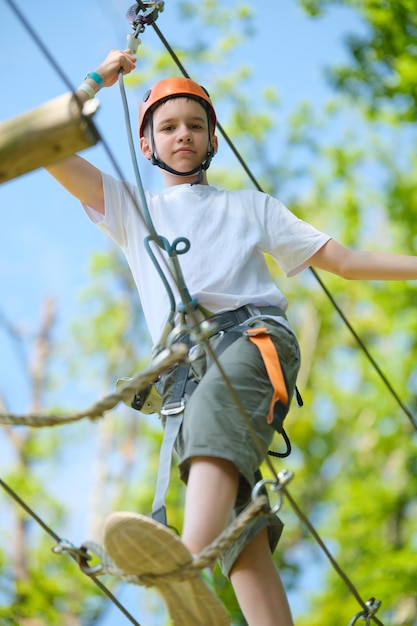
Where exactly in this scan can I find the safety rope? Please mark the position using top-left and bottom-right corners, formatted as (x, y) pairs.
(117, 52), (214, 338)
(312, 272), (417, 429)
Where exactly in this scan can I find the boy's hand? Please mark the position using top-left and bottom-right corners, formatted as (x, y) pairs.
(94, 49), (137, 88)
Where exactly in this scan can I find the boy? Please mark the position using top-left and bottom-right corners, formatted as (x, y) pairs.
(46, 49), (417, 625)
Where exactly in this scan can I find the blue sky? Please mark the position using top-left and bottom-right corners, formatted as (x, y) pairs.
(0, 1), (365, 623)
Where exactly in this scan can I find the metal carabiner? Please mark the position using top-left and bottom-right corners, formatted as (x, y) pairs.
(251, 471), (294, 515)
(127, 1), (164, 30)
(126, 2), (164, 52)
(165, 324), (191, 350)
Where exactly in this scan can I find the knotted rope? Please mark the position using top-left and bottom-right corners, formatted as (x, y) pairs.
(80, 495), (270, 586)
(0, 344), (188, 427)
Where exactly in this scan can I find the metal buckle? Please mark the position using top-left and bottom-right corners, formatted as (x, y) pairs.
(161, 399), (185, 416)
(243, 304), (261, 318)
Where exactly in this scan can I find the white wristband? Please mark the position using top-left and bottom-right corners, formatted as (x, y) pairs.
(77, 82), (96, 99)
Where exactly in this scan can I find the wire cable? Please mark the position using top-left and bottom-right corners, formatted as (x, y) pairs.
(0, 477), (144, 626)
(312, 271), (417, 429)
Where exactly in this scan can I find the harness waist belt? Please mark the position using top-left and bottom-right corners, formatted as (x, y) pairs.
(207, 304), (287, 332)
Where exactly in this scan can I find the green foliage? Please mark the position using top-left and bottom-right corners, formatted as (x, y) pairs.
(300, 0), (417, 121)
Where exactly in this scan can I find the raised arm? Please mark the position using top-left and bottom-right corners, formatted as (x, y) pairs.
(45, 49), (137, 214)
(309, 239), (417, 281)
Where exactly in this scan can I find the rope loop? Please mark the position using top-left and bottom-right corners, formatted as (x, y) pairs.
(171, 236), (191, 255)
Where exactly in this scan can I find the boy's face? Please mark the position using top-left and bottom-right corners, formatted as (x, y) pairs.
(140, 97), (218, 180)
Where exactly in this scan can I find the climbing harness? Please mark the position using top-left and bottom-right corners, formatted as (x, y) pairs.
(150, 304), (300, 525)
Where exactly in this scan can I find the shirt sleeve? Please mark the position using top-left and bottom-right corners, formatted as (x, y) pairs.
(81, 172), (140, 248)
(263, 195), (331, 277)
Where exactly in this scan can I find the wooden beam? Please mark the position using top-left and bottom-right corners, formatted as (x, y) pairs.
(0, 93), (100, 184)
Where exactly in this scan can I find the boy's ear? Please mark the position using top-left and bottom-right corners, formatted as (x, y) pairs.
(140, 136), (152, 160)
(211, 134), (219, 155)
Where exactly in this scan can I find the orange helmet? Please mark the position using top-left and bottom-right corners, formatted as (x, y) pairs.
(139, 77), (217, 138)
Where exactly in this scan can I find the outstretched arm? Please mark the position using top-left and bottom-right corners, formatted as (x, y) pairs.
(309, 239), (417, 281)
(45, 49), (137, 214)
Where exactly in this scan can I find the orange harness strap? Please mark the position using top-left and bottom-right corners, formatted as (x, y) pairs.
(246, 327), (289, 425)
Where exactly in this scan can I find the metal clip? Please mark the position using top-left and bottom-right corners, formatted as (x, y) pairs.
(52, 539), (103, 577)
(198, 319), (221, 339)
(161, 399), (185, 416)
(251, 470), (293, 515)
(127, 1), (164, 30)
(348, 598), (382, 625)
(126, 1), (164, 52)
(276, 469), (294, 487)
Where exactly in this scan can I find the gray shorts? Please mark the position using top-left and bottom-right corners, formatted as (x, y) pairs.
(159, 316), (300, 577)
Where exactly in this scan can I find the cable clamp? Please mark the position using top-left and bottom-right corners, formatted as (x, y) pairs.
(52, 539), (103, 576)
(276, 469), (294, 487)
(348, 598), (382, 625)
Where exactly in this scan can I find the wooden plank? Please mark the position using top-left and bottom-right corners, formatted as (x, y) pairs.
(0, 93), (100, 184)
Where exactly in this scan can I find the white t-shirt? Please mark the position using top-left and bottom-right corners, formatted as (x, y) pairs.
(83, 174), (331, 345)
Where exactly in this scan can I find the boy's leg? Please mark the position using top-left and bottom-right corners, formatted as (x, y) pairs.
(181, 456), (239, 554)
(103, 455), (232, 625)
(182, 456), (294, 626)
(230, 527), (294, 626)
